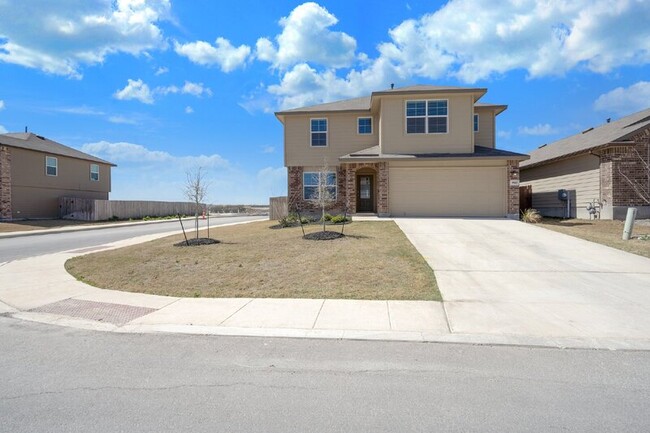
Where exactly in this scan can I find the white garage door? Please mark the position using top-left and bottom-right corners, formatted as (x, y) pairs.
(389, 167), (507, 217)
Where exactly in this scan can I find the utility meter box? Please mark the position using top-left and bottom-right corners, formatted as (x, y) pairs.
(558, 189), (568, 201)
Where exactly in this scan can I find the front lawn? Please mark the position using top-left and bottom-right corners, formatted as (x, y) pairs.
(65, 220), (440, 301)
(536, 218), (650, 259)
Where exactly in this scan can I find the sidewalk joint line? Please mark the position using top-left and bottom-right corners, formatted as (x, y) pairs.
(441, 302), (453, 334)
(218, 298), (254, 326)
(311, 299), (326, 329)
(386, 301), (392, 330)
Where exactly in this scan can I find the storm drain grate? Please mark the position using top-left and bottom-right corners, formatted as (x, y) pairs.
(30, 299), (157, 326)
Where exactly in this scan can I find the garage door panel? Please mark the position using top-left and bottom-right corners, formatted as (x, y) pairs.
(389, 167), (506, 217)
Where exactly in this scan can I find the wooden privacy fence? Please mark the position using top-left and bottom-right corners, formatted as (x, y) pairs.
(59, 197), (199, 221)
(269, 196), (288, 220)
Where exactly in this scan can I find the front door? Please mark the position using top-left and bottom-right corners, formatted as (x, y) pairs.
(357, 175), (374, 212)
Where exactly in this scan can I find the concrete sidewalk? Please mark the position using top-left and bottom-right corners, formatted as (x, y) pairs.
(1, 218), (650, 350)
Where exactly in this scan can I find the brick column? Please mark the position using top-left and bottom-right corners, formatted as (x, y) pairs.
(507, 160), (519, 219)
(377, 162), (389, 216)
(287, 166), (303, 212)
(0, 146), (11, 220)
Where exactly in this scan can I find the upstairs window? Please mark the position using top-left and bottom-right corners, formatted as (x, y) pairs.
(310, 118), (328, 146)
(45, 156), (57, 176)
(358, 117), (372, 134)
(90, 164), (99, 181)
(474, 114), (479, 132)
(303, 172), (337, 200)
(406, 100), (448, 134)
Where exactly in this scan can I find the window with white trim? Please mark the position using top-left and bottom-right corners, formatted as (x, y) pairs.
(474, 114), (479, 132)
(358, 117), (372, 134)
(406, 100), (448, 134)
(303, 171), (337, 200)
(45, 156), (57, 176)
(310, 118), (327, 146)
(90, 164), (99, 181)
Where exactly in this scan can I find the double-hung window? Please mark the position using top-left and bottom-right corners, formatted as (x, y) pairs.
(406, 100), (448, 134)
(358, 117), (372, 134)
(90, 164), (99, 181)
(45, 156), (57, 176)
(473, 114), (479, 132)
(303, 172), (337, 200)
(310, 118), (327, 146)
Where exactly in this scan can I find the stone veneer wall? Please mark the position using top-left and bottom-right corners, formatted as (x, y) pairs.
(507, 160), (520, 218)
(342, 162), (389, 215)
(287, 166), (347, 215)
(0, 146), (11, 220)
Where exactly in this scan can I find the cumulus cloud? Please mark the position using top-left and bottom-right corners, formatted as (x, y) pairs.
(0, 0), (170, 78)
(174, 37), (251, 72)
(255, 2), (356, 69)
(156, 81), (212, 97)
(81, 141), (229, 168)
(0, 100), (4, 110)
(113, 78), (154, 104)
(594, 81), (650, 116)
(155, 66), (168, 75)
(518, 124), (559, 136)
(184, 106), (194, 114)
(254, 0), (650, 110)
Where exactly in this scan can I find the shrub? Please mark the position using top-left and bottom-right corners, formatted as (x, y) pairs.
(330, 214), (350, 224)
(322, 213), (333, 221)
(521, 208), (542, 224)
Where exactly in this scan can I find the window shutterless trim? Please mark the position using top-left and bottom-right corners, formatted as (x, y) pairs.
(302, 171), (337, 200)
(310, 118), (328, 147)
(405, 99), (449, 135)
(357, 116), (372, 135)
(474, 113), (479, 132)
(90, 164), (99, 181)
(45, 156), (58, 176)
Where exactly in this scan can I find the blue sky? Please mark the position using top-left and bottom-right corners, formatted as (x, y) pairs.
(1, 0), (649, 204)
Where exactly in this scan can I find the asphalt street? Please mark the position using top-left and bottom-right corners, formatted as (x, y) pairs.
(0, 215), (263, 262)
(1, 317), (648, 433)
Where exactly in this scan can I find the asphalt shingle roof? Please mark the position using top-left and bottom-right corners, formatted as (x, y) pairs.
(521, 108), (650, 168)
(339, 145), (528, 161)
(0, 132), (115, 166)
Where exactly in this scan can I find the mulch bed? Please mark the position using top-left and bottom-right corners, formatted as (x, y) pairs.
(174, 238), (220, 247)
(303, 231), (345, 241)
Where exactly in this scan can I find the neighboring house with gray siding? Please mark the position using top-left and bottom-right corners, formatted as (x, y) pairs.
(0, 132), (115, 220)
(520, 108), (650, 219)
(276, 85), (528, 218)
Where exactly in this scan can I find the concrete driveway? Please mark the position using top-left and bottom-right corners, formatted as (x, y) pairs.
(395, 218), (650, 340)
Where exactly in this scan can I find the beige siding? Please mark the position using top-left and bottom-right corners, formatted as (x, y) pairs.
(474, 107), (495, 148)
(380, 93), (474, 154)
(284, 112), (378, 167)
(10, 147), (111, 218)
(520, 154), (600, 219)
(389, 163), (507, 217)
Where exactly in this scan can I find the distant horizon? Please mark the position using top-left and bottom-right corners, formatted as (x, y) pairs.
(1, 1), (648, 203)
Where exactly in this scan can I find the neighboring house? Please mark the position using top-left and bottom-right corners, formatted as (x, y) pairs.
(275, 85), (528, 218)
(520, 108), (650, 219)
(0, 132), (115, 220)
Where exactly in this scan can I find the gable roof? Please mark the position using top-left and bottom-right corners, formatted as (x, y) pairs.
(275, 84), (495, 116)
(521, 108), (650, 168)
(0, 132), (116, 166)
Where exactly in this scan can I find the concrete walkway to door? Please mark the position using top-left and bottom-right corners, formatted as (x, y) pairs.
(395, 218), (650, 341)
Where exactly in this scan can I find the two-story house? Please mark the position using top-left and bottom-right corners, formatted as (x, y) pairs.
(0, 132), (115, 220)
(276, 85), (529, 218)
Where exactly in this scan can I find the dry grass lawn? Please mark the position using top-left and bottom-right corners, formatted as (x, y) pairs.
(537, 218), (650, 259)
(65, 220), (440, 301)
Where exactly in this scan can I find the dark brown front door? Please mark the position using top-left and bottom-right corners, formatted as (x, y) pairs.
(357, 175), (374, 212)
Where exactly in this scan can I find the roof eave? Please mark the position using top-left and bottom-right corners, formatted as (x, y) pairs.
(521, 141), (636, 170)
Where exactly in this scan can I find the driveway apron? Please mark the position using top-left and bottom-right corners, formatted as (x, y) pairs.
(395, 218), (650, 340)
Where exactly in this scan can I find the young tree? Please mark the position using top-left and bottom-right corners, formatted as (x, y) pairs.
(184, 166), (210, 239)
(313, 160), (336, 232)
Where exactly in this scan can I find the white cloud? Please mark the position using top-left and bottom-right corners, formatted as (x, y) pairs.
(174, 37), (250, 72)
(155, 66), (168, 75)
(184, 106), (194, 114)
(255, 2), (356, 69)
(55, 105), (104, 116)
(256, 167), (287, 198)
(113, 78), (154, 104)
(594, 81), (650, 116)
(497, 130), (512, 139)
(518, 124), (559, 136)
(155, 81), (212, 97)
(0, 100), (4, 110)
(0, 125), (7, 134)
(108, 115), (137, 125)
(262, 145), (275, 154)
(0, 0), (170, 78)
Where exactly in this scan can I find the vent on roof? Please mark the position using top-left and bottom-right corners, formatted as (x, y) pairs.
(36, 135), (45, 140)
(581, 127), (594, 134)
(538, 143), (547, 148)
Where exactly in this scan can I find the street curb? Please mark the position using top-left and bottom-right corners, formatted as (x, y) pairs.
(0, 214), (268, 239)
